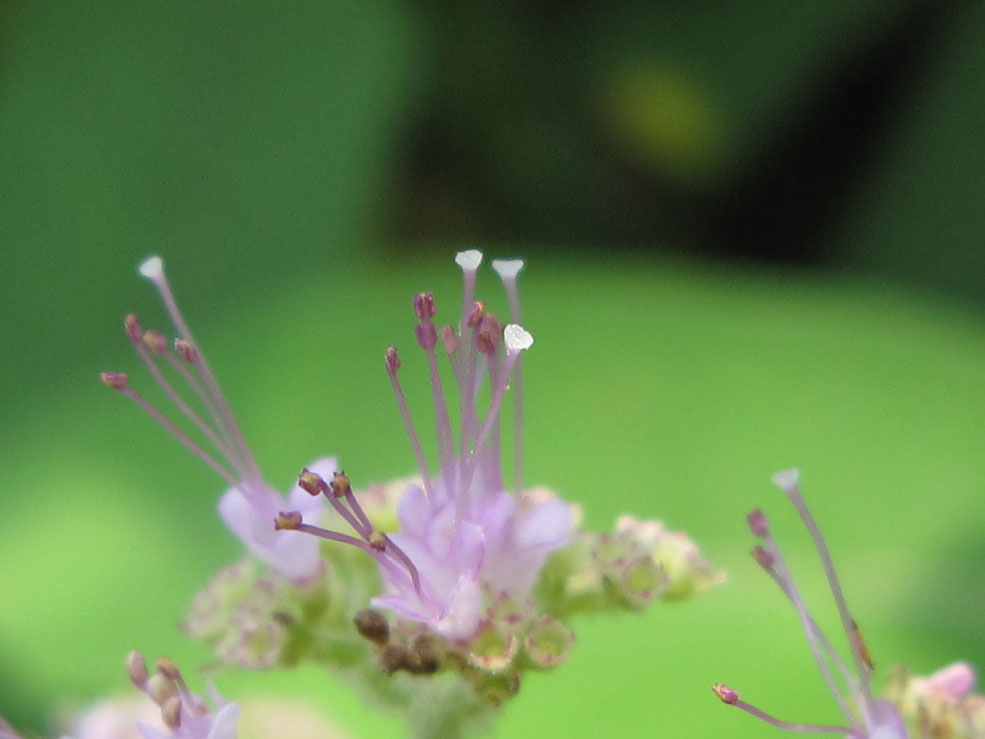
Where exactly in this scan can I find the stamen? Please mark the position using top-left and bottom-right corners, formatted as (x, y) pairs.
(463, 324), (532, 493)
(713, 684), (853, 734)
(747, 509), (769, 537)
(298, 468), (328, 496)
(412, 296), (455, 492)
(126, 651), (149, 688)
(125, 314), (143, 342)
(384, 347), (434, 502)
(143, 330), (169, 355)
(274, 511), (303, 530)
(493, 258), (524, 496)
(772, 469), (877, 714)
(137, 256), (262, 483)
(110, 384), (239, 486)
(760, 529), (860, 726)
(100, 371), (129, 390)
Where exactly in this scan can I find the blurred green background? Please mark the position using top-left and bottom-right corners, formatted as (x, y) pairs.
(1, 1), (984, 736)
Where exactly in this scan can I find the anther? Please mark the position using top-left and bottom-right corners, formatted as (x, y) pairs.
(155, 657), (181, 680)
(751, 546), (774, 569)
(329, 471), (351, 498)
(99, 371), (129, 390)
(126, 650), (149, 688)
(713, 684), (739, 705)
(124, 314), (143, 342)
(274, 511), (303, 530)
(161, 695), (182, 730)
(353, 608), (390, 646)
(466, 301), (486, 328)
(298, 468), (328, 496)
(747, 509), (769, 537)
(143, 330), (169, 355)
(146, 673), (178, 705)
(415, 322), (438, 350)
(174, 338), (197, 364)
(476, 314), (502, 355)
(413, 292), (436, 320)
(385, 346), (401, 374)
(368, 530), (387, 552)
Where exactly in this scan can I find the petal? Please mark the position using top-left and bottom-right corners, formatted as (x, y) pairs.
(514, 498), (573, 551)
(206, 704), (241, 739)
(433, 575), (483, 639)
(396, 483), (432, 538)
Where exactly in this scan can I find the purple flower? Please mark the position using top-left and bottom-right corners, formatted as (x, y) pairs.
(291, 251), (574, 639)
(101, 257), (325, 583)
(714, 469), (908, 738)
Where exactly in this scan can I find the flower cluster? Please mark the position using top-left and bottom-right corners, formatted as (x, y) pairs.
(94, 251), (720, 736)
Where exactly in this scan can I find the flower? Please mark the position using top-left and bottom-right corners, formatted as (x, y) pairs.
(288, 251), (574, 639)
(714, 469), (908, 738)
(101, 257), (326, 582)
(125, 652), (239, 739)
(884, 662), (985, 738)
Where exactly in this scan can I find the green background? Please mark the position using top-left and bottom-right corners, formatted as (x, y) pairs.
(1, 3), (984, 737)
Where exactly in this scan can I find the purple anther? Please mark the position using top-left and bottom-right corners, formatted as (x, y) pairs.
(747, 509), (769, 537)
(143, 330), (169, 355)
(99, 371), (129, 390)
(125, 313), (143, 342)
(413, 292), (436, 320)
(415, 321), (438, 350)
(385, 346), (401, 374)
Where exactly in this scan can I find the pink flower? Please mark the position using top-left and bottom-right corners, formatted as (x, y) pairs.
(292, 252), (574, 639)
(714, 469), (907, 738)
(101, 257), (325, 582)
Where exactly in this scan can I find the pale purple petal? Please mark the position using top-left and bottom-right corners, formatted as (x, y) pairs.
(205, 704), (240, 739)
(396, 483), (431, 538)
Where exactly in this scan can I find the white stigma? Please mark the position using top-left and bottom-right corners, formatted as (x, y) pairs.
(138, 256), (165, 283)
(492, 259), (524, 280)
(503, 323), (533, 353)
(455, 249), (483, 271)
(771, 468), (801, 492)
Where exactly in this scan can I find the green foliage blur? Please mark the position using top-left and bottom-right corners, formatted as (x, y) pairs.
(1, 2), (984, 737)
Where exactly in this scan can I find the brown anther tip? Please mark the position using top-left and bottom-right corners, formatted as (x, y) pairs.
(353, 608), (390, 646)
(368, 531), (387, 552)
(174, 338), (197, 364)
(298, 468), (328, 497)
(155, 656), (180, 680)
(330, 471), (351, 498)
(275, 511), (303, 530)
(747, 509), (769, 537)
(100, 371), (129, 390)
(126, 650), (149, 688)
(476, 314), (502, 355)
(124, 314), (143, 342)
(713, 684), (739, 704)
(413, 291), (437, 320)
(385, 346), (401, 374)
(161, 695), (182, 730)
(143, 330), (169, 355)
(146, 673), (178, 705)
